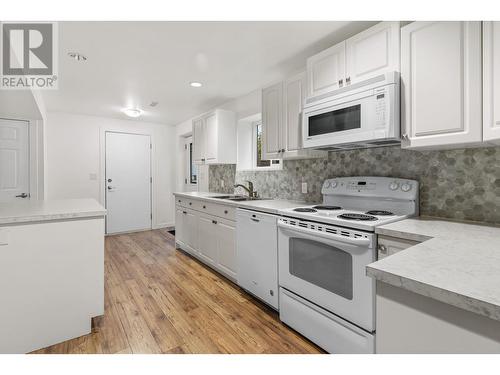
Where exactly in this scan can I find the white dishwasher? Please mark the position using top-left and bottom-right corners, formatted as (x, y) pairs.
(236, 208), (279, 309)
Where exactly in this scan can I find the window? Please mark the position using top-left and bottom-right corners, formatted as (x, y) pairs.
(254, 121), (281, 170)
(189, 142), (197, 184)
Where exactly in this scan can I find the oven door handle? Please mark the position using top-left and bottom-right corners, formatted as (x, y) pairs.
(277, 221), (371, 247)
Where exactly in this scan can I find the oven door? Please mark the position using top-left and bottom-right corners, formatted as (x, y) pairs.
(278, 219), (375, 332)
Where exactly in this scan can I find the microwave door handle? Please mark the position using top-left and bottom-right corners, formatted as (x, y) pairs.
(277, 221), (371, 247)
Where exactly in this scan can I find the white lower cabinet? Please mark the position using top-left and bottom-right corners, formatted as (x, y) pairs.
(216, 219), (237, 280)
(197, 213), (218, 266)
(175, 198), (237, 282)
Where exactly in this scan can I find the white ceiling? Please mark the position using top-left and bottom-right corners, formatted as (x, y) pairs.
(42, 21), (376, 126)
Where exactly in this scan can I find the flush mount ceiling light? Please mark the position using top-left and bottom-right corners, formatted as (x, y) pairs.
(122, 108), (143, 118)
(67, 52), (87, 61)
(189, 81), (202, 88)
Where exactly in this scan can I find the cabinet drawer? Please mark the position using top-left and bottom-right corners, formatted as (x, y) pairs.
(197, 201), (235, 221)
(174, 197), (199, 209)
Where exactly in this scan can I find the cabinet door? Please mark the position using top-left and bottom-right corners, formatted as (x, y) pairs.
(306, 41), (345, 98)
(183, 208), (198, 251)
(283, 71), (306, 152)
(197, 214), (218, 265)
(175, 207), (185, 245)
(262, 82), (283, 158)
(345, 22), (400, 84)
(216, 219), (236, 280)
(401, 21), (482, 149)
(483, 21), (500, 144)
(204, 112), (218, 161)
(192, 117), (205, 163)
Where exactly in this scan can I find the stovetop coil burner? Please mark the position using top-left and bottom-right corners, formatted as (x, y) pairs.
(365, 210), (394, 216)
(312, 205), (342, 210)
(293, 208), (317, 213)
(338, 213), (378, 221)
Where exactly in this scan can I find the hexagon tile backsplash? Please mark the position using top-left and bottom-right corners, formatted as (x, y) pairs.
(208, 145), (500, 225)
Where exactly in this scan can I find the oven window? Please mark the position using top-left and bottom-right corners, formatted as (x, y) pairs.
(308, 104), (361, 137)
(289, 238), (353, 300)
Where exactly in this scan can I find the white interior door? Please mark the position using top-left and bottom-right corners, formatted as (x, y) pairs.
(0, 119), (29, 202)
(105, 132), (151, 234)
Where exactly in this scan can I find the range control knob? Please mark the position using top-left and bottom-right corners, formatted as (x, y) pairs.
(323, 181), (331, 189)
(330, 180), (338, 188)
(389, 181), (399, 191)
(401, 183), (412, 192)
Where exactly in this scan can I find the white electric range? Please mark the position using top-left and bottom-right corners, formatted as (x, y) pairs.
(276, 176), (419, 354)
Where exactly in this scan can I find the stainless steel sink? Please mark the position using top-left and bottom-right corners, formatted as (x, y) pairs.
(207, 195), (269, 201)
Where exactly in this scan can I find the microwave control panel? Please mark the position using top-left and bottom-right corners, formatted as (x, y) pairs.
(374, 88), (387, 127)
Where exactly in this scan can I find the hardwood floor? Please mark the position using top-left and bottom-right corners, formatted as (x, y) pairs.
(32, 229), (322, 354)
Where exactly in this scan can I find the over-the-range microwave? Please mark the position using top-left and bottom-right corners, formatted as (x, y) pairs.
(302, 71), (400, 150)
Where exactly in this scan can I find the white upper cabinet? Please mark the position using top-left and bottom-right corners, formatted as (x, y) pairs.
(262, 82), (282, 156)
(345, 22), (400, 84)
(306, 22), (400, 99)
(284, 71), (306, 152)
(192, 109), (236, 164)
(401, 22), (482, 149)
(483, 21), (500, 144)
(307, 41), (346, 98)
(262, 72), (326, 160)
(192, 118), (205, 163)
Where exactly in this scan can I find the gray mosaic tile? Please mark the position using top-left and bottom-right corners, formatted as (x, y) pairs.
(209, 146), (500, 225)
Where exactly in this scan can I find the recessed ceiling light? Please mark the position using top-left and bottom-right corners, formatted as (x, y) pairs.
(122, 108), (143, 118)
(149, 101), (159, 107)
(190, 82), (202, 88)
(67, 52), (87, 61)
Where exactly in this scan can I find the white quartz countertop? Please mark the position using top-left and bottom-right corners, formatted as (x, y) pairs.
(173, 191), (306, 214)
(0, 199), (106, 225)
(367, 217), (500, 321)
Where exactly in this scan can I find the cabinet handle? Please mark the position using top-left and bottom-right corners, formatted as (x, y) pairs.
(182, 211), (187, 215)
(346, 77), (351, 85)
(402, 133), (409, 141)
(178, 199), (181, 203)
(203, 205), (206, 209)
(339, 79), (343, 87)
(281, 148), (285, 153)
(251, 218), (260, 223)
(378, 244), (387, 254)
(201, 158), (205, 162)
(189, 202), (192, 205)
(212, 220), (217, 224)
(224, 210), (228, 214)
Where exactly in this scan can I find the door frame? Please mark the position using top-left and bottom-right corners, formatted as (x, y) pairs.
(183, 135), (198, 192)
(0, 117), (44, 200)
(99, 129), (153, 234)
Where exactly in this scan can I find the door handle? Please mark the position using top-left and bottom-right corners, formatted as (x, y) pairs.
(15, 193), (28, 198)
(107, 186), (115, 190)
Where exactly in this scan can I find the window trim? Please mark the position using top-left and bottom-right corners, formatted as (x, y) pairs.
(252, 121), (282, 171)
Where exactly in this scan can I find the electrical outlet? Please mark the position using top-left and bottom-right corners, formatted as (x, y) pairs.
(301, 182), (308, 194)
(221, 180), (225, 188)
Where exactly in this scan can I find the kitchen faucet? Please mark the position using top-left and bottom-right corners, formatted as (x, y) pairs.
(234, 181), (257, 198)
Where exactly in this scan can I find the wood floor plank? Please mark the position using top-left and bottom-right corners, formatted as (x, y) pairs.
(31, 229), (323, 354)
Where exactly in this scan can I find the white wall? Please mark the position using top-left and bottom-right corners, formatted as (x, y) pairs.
(45, 112), (176, 228)
(174, 89), (262, 192)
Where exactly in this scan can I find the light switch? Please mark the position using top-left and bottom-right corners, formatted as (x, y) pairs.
(301, 182), (308, 194)
(221, 180), (225, 188)
(89, 173), (97, 181)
